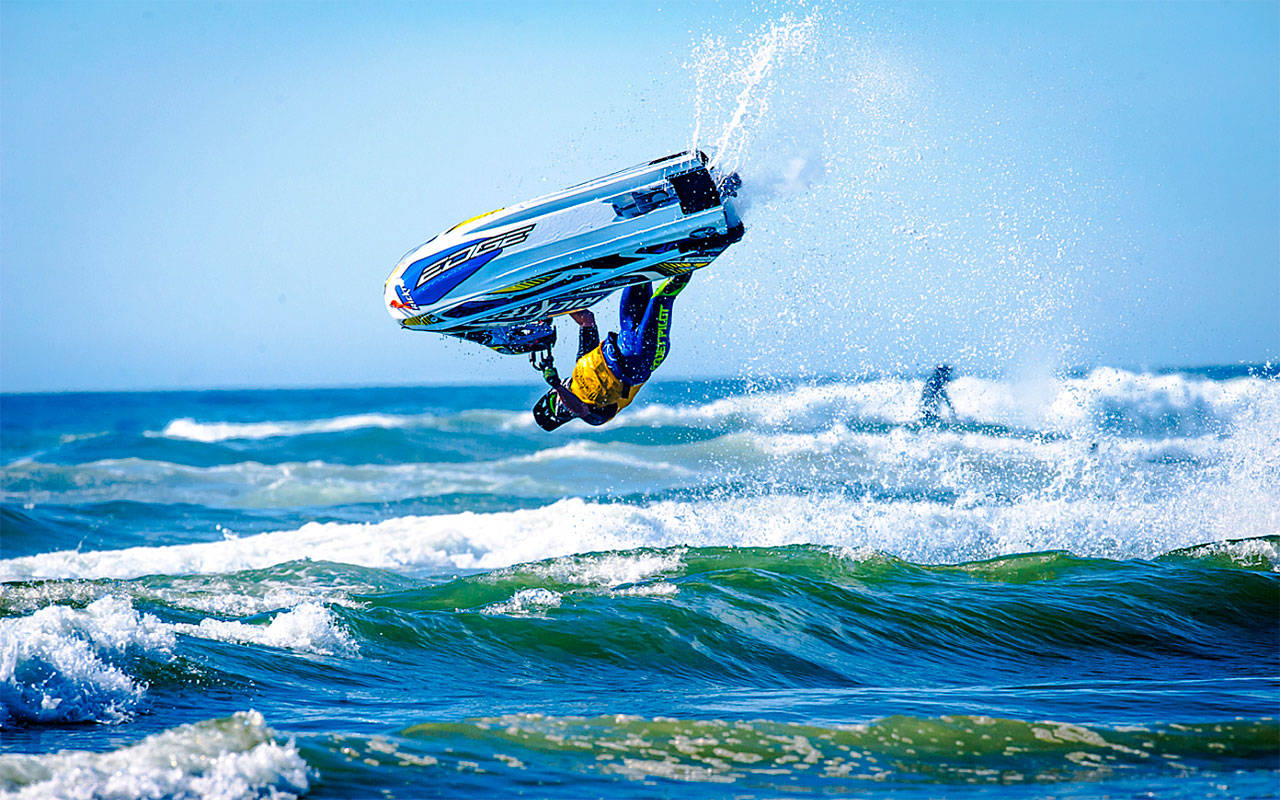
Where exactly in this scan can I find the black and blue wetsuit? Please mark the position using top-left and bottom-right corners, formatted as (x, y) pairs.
(600, 274), (689, 384)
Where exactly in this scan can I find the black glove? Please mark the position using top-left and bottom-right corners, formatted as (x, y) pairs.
(541, 366), (559, 386)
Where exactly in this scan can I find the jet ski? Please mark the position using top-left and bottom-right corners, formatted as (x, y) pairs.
(383, 151), (744, 354)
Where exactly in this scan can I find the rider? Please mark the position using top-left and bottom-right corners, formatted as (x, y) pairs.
(919, 364), (958, 423)
(531, 273), (692, 430)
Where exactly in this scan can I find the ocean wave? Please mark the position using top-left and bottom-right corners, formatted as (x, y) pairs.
(0, 560), (386, 618)
(152, 413), (442, 442)
(469, 538), (1280, 601)
(0, 596), (175, 725)
(3, 543), (1273, 728)
(1160, 536), (1280, 572)
(0, 457), (516, 508)
(5, 541), (1272, 710)
(174, 601), (356, 656)
(480, 588), (563, 616)
(0, 710), (309, 799)
(0, 593), (354, 725)
(11, 369), (1266, 520)
(0, 423), (1245, 515)
(327, 540), (1278, 692)
(508, 439), (694, 474)
(1, 439), (701, 506)
(692, 423), (1228, 500)
(5, 488), (1276, 583)
(117, 370), (1280, 451)
(1060, 367), (1278, 436)
(620, 369), (1278, 438)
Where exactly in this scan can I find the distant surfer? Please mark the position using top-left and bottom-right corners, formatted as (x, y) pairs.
(919, 364), (957, 423)
(531, 274), (692, 430)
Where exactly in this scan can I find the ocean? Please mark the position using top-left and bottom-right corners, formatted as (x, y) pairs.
(1, 367), (1277, 798)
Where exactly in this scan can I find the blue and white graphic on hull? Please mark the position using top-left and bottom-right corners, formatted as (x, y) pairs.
(383, 151), (744, 354)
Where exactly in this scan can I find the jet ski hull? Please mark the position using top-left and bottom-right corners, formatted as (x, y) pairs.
(384, 151), (743, 353)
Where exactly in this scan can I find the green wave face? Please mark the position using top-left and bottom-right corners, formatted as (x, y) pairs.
(5, 539), (1272, 736)
(5, 540), (1276, 684)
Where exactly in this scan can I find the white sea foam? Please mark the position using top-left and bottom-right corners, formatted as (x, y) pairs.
(0, 710), (309, 800)
(13, 371), (1263, 510)
(1, 457), (514, 508)
(1166, 537), (1280, 570)
(154, 412), (440, 442)
(0, 596), (175, 725)
(481, 588), (563, 616)
(0, 575), (361, 619)
(0, 594), (353, 725)
(57, 431), (109, 445)
(2, 443), (682, 507)
(609, 582), (680, 599)
(174, 602), (356, 656)
(622, 379), (917, 429)
(4, 369), (1274, 580)
(147, 582), (359, 618)
(510, 440), (693, 475)
(525, 549), (687, 587)
(6, 476), (1274, 586)
(624, 370), (1276, 436)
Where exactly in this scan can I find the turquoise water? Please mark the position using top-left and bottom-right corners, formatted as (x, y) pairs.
(2, 368), (1278, 798)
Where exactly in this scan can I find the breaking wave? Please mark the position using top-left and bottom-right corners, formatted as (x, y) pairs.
(4, 494), (1276, 585)
(0, 596), (175, 725)
(620, 369), (1276, 435)
(3, 541), (1274, 726)
(114, 369), (1277, 445)
(0, 711), (310, 799)
(0, 594), (354, 726)
(153, 413), (440, 442)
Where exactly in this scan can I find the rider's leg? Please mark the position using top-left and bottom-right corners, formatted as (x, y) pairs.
(615, 281), (652, 356)
(637, 273), (692, 374)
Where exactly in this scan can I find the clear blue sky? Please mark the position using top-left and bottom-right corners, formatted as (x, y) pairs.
(2, 0), (1276, 392)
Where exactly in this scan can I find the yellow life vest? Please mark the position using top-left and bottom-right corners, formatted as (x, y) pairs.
(570, 345), (643, 413)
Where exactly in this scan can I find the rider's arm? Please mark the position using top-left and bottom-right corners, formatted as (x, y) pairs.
(550, 382), (613, 426)
(538, 310), (611, 426)
(570, 310), (599, 358)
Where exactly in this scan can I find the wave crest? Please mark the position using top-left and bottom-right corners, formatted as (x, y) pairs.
(0, 595), (175, 725)
(0, 710), (309, 799)
(153, 412), (441, 442)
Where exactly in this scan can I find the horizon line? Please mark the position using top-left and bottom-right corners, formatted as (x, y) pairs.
(2, 361), (1275, 397)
